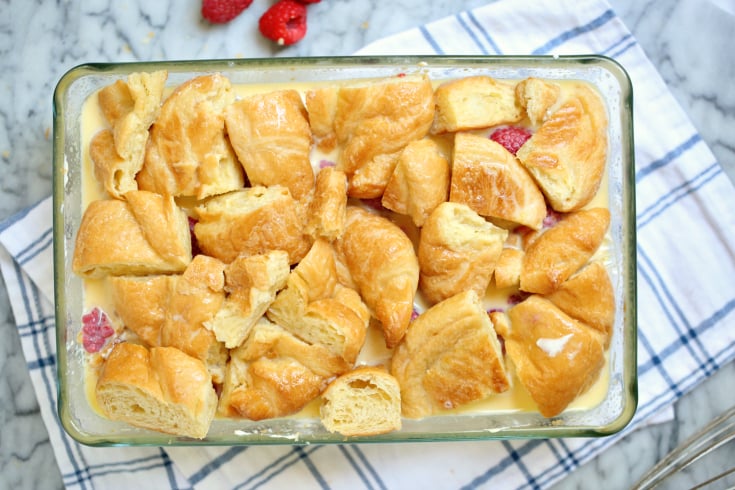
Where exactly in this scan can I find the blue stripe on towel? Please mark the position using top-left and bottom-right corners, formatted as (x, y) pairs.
(348, 445), (387, 490)
(338, 445), (386, 490)
(189, 447), (246, 485)
(502, 441), (540, 490)
(532, 9), (616, 54)
(15, 227), (52, 265)
(461, 440), (544, 489)
(419, 25), (444, 54)
(456, 13), (489, 54)
(638, 246), (718, 376)
(17, 314), (54, 339)
(0, 197), (48, 233)
(63, 454), (181, 484)
(637, 162), (722, 228)
(636, 134), (702, 182)
(467, 10), (502, 54)
(233, 446), (324, 490)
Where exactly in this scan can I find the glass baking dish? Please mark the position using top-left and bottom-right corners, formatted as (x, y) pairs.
(53, 55), (637, 446)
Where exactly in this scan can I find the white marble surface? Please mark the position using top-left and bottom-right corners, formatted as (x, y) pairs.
(1, 0), (734, 488)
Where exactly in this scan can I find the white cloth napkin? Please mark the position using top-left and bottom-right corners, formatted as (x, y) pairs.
(2, 0), (735, 488)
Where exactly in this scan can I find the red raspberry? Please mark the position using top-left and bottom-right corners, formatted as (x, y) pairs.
(202, 0), (253, 24)
(81, 307), (115, 353)
(259, 0), (308, 46)
(490, 126), (533, 155)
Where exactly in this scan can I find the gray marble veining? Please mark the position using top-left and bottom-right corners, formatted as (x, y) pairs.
(1, 0), (733, 489)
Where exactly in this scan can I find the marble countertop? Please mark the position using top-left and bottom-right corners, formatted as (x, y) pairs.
(1, 0), (733, 488)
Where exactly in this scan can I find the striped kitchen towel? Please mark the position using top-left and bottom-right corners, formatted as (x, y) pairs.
(2, 0), (734, 488)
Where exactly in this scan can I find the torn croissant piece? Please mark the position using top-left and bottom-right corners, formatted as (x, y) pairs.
(418, 202), (508, 305)
(225, 89), (315, 200)
(160, 255), (228, 384)
(391, 290), (510, 418)
(218, 318), (350, 420)
(95, 70), (167, 198)
(108, 275), (177, 347)
(431, 75), (523, 134)
(96, 342), (217, 439)
(450, 132), (547, 230)
(305, 86), (339, 151)
(347, 150), (402, 199)
(335, 207), (419, 348)
(515, 77), (561, 127)
(72, 190), (191, 278)
(205, 251), (290, 349)
(330, 75), (435, 197)
(544, 261), (615, 348)
(267, 239), (369, 364)
(520, 207), (610, 295)
(506, 295), (606, 417)
(89, 129), (135, 200)
(320, 366), (402, 436)
(493, 247), (525, 290)
(516, 82), (608, 212)
(305, 167), (348, 241)
(382, 138), (450, 227)
(194, 186), (312, 265)
(137, 73), (244, 199)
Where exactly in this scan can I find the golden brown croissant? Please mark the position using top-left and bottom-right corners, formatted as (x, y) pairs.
(320, 366), (402, 436)
(160, 255), (228, 384)
(544, 261), (615, 348)
(515, 77), (561, 127)
(516, 82), (608, 212)
(335, 207), (419, 348)
(431, 75), (523, 134)
(89, 129), (135, 200)
(450, 132), (547, 230)
(305, 167), (348, 241)
(137, 73), (244, 199)
(218, 318), (350, 420)
(225, 89), (315, 200)
(267, 239), (369, 364)
(205, 251), (290, 349)
(305, 86), (339, 151)
(381, 138), (450, 227)
(330, 76), (435, 198)
(95, 70), (167, 198)
(194, 186), (312, 265)
(96, 342), (217, 439)
(391, 290), (510, 418)
(505, 295), (606, 417)
(108, 275), (177, 347)
(418, 202), (508, 305)
(493, 247), (525, 290)
(72, 190), (191, 278)
(520, 207), (610, 294)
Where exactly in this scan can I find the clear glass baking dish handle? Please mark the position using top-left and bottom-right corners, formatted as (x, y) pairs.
(632, 404), (735, 489)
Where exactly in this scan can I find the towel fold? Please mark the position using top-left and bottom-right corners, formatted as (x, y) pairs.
(2, 0), (734, 488)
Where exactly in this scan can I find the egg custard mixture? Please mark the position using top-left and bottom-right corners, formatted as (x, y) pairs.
(72, 70), (614, 439)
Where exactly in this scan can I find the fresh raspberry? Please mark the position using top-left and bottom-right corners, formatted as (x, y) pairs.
(81, 307), (115, 353)
(490, 126), (533, 155)
(202, 0), (253, 24)
(259, 0), (308, 46)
